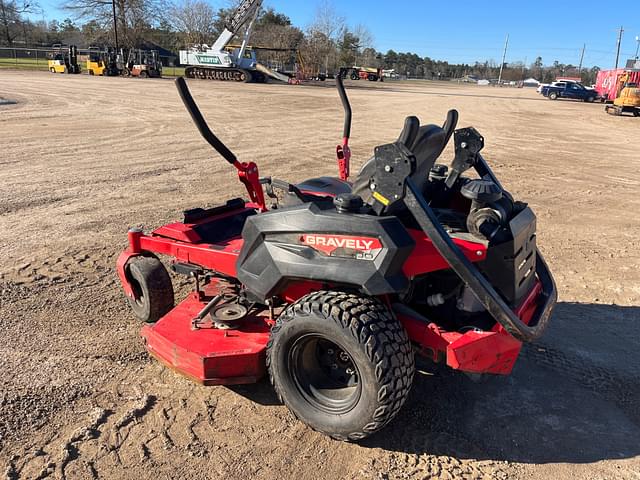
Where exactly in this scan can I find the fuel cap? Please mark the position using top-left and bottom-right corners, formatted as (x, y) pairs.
(334, 193), (364, 213)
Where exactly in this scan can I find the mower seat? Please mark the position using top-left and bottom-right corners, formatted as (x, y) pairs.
(351, 110), (458, 209)
(295, 176), (352, 197)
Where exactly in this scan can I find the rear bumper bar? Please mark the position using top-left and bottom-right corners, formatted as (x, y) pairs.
(404, 178), (557, 343)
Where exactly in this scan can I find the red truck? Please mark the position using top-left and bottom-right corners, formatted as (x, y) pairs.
(596, 68), (640, 102)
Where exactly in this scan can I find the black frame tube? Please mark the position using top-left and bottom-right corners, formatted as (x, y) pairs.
(404, 178), (557, 342)
(175, 77), (238, 165)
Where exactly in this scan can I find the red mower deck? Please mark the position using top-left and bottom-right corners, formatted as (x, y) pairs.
(142, 282), (272, 385)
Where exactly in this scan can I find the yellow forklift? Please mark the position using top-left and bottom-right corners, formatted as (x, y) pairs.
(86, 47), (120, 76)
(605, 73), (640, 117)
(47, 45), (81, 74)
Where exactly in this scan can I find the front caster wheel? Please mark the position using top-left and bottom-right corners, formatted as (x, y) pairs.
(267, 291), (415, 441)
(126, 256), (174, 322)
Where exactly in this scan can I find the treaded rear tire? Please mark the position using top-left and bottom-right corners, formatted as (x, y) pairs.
(267, 290), (415, 441)
(126, 256), (174, 323)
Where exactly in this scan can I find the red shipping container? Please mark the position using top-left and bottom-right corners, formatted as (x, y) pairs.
(596, 69), (640, 101)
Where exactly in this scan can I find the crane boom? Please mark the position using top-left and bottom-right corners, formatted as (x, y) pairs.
(179, 0), (289, 83)
(211, 0), (263, 52)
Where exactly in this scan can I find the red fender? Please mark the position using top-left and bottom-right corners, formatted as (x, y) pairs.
(116, 250), (141, 299)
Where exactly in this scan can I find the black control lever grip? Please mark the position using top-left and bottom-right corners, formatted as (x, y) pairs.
(336, 73), (352, 140)
(175, 77), (238, 166)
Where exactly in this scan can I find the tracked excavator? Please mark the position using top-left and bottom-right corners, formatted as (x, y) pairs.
(179, 0), (288, 83)
(604, 72), (640, 117)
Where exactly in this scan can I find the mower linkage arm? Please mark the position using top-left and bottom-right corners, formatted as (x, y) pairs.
(404, 178), (557, 343)
(260, 177), (309, 203)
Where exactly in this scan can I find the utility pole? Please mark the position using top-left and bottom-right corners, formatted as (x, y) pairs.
(497, 33), (509, 85)
(614, 26), (623, 69)
(635, 35), (640, 60)
(111, 0), (119, 52)
(578, 43), (585, 75)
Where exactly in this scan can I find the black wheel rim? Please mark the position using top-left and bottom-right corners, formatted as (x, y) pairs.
(288, 334), (361, 414)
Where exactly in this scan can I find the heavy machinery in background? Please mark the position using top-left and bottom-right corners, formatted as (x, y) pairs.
(604, 76), (640, 117)
(86, 47), (162, 78)
(47, 45), (81, 74)
(124, 49), (162, 78)
(340, 66), (384, 82)
(87, 47), (120, 76)
(178, 0), (289, 83)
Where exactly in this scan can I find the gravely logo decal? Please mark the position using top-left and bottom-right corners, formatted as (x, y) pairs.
(301, 234), (383, 259)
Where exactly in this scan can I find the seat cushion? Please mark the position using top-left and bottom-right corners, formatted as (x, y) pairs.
(296, 176), (352, 197)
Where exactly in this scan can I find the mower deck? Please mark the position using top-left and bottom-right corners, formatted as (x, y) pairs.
(141, 276), (542, 384)
(142, 286), (271, 385)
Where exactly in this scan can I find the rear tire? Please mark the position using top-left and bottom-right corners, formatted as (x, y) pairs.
(587, 96), (595, 103)
(126, 256), (174, 323)
(267, 290), (415, 441)
(549, 92), (558, 100)
(140, 70), (148, 78)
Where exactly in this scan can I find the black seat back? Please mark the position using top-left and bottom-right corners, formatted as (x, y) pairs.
(352, 110), (458, 209)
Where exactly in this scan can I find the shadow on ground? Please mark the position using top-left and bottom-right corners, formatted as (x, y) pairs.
(227, 302), (640, 464)
(362, 301), (640, 464)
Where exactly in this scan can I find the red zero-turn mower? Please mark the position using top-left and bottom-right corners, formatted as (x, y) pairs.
(117, 75), (557, 441)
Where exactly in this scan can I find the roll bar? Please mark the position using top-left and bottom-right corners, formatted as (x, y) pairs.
(404, 178), (556, 342)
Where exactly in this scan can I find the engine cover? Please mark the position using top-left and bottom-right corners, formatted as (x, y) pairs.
(237, 202), (415, 301)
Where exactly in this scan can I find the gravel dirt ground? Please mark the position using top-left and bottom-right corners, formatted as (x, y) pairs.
(1, 70), (639, 480)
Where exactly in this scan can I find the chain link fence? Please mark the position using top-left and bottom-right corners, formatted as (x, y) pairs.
(0, 46), (182, 76)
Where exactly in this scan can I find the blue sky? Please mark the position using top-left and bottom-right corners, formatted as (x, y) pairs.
(36, 0), (639, 68)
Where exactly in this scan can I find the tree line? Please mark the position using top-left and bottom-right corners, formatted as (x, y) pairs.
(0, 0), (600, 84)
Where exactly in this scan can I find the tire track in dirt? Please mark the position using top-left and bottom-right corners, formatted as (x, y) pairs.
(523, 343), (640, 424)
(6, 389), (162, 479)
(0, 249), (114, 292)
(5, 407), (110, 480)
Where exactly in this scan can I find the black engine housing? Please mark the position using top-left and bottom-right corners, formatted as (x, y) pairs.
(237, 201), (415, 302)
